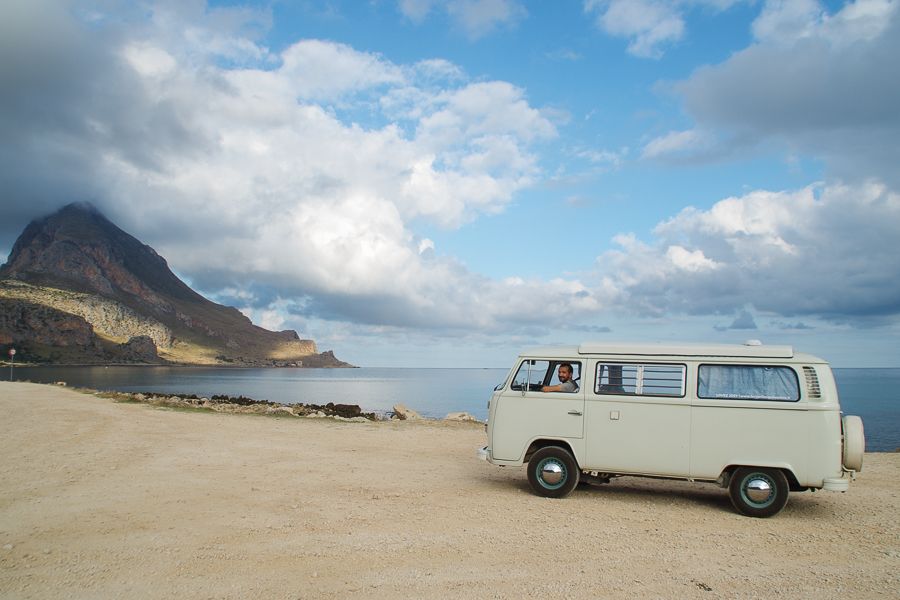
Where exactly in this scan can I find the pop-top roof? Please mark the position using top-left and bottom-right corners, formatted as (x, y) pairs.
(576, 342), (794, 359)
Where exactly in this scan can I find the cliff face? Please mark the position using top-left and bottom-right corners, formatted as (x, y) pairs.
(0, 298), (97, 348)
(0, 203), (351, 367)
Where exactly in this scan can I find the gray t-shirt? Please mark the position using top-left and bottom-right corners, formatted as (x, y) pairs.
(558, 380), (577, 393)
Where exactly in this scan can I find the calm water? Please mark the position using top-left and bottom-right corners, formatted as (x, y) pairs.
(7, 366), (506, 421)
(7, 366), (899, 451)
(831, 369), (900, 453)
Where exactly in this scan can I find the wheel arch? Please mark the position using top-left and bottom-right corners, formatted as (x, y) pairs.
(524, 439), (580, 467)
(720, 463), (804, 491)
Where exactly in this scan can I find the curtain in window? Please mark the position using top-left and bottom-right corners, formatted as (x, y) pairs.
(698, 365), (799, 401)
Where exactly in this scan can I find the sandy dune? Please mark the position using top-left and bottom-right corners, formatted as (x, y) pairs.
(0, 381), (897, 599)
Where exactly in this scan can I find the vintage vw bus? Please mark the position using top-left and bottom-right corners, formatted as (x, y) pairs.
(478, 342), (864, 517)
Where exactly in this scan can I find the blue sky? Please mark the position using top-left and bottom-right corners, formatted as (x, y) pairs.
(1, 0), (899, 367)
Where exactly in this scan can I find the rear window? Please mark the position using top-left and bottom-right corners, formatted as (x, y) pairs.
(698, 365), (800, 402)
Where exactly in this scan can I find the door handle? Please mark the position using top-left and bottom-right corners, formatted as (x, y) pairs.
(568, 410), (583, 416)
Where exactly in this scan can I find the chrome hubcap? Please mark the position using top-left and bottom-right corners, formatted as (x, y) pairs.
(744, 476), (773, 504)
(540, 461), (564, 485)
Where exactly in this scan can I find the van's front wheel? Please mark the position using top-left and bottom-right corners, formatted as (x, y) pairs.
(527, 446), (579, 498)
(728, 467), (789, 518)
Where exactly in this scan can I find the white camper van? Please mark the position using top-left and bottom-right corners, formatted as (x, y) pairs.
(478, 342), (865, 517)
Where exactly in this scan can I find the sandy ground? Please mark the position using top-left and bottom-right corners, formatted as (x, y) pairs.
(0, 382), (898, 600)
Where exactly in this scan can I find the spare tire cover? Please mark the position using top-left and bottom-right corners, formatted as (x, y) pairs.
(842, 415), (865, 472)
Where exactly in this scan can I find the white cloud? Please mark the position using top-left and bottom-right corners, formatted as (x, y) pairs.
(446, 0), (527, 38)
(641, 129), (711, 159)
(751, 0), (824, 43)
(418, 81), (555, 146)
(823, 0), (898, 42)
(546, 48), (583, 61)
(0, 1), (576, 334)
(576, 148), (624, 168)
(3, 0), (899, 345)
(123, 43), (177, 78)
(412, 58), (466, 82)
(145, 1), (273, 64)
(675, 0), (900, 184)
(417, 238), (435, 254)
(110, 35), (554, 232)
(599, 182), (900, 320)
(585, 0), (739, 58)
(398, 0), (434, 23)
(588, 0), (685, 58)
(752, 0), (895, 45)
(278, 40), (405, 101)
(714, 309), (758, 331)
(656, 188), (800, 256)
(398, 0), (526, 39)
(256, 307), (287, 332)
(665, 246), (720, 272)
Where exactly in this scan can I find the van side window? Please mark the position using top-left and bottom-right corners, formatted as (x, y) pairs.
(698, 365), (800, 401)
(594, 363), (686, 397)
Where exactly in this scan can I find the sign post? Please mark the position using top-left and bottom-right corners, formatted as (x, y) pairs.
(8, 348), (14, 381)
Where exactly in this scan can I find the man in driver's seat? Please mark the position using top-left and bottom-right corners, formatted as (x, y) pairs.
(542, 363), (578, 393)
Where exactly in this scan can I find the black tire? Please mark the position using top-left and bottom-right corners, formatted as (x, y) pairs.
(527, 446), (580, 498)
(728, 467), (790, 518)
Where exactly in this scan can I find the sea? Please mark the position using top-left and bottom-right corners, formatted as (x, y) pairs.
(6, 366), (899, 452)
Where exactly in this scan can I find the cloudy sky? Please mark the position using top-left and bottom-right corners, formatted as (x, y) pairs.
(2, 0), (899, 367)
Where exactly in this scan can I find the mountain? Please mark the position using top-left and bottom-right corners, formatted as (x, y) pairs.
(0, 203), (351, 367)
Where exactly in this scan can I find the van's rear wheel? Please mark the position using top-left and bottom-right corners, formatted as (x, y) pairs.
(527, 446), (579, 498)
(728, 467), (789, 518)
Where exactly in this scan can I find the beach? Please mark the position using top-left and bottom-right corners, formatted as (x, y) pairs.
(1, 382), (897, 599)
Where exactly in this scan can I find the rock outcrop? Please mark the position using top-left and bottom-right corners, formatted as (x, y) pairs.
(0, 203), (352, 366)
(392, 403), (423, 420)
(444, 412), (481, 423)
(0, 280), (173, 349)
(117, 336), (163, 364)
(0, 298), (98, 348)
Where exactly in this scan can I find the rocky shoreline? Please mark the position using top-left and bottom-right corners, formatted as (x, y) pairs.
(90, 388), (482, 424)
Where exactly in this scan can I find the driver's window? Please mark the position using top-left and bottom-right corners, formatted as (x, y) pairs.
(510, 360), (550, 392)
(549, 362), (581, 387)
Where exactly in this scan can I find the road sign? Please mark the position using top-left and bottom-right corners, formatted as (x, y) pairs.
(8, 348), (15, 357)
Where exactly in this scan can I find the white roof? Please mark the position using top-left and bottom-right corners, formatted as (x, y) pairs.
(578, 342), (794, 358)
(520, 342), (798, 359)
